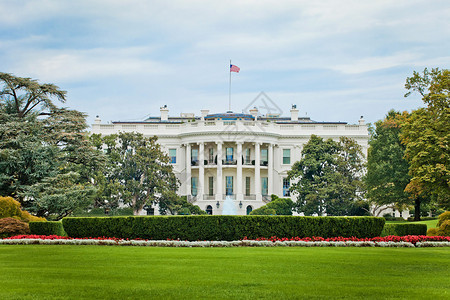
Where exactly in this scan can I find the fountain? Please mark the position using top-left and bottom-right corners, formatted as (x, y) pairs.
(222, 195), (237, 215)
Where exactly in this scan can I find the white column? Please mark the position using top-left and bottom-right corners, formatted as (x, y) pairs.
(186, 143), (191, 197)
(236, 142), (243, 202)
(198, 142), (204, 201)
(268, 143), (274, 196)
(216, 142), (223, 202)
(255, 142), (261, 201)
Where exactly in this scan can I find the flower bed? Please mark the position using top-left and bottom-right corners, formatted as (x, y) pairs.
(1, 235), (449, 248)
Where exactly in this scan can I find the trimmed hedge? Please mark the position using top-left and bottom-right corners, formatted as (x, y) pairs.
(62, 216), (385, 241)
(30, 221), (66, 236)
(381, 223), (427, 237)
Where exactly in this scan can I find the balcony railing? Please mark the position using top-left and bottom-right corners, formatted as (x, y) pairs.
(203, 195), (215, 200)
(223, 159), (237, 165)
(244, 194), (256, 200)
(223, 194), (236, 200)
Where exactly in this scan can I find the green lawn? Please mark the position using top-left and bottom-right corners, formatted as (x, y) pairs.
(1, 245), (449, 299)
(386, 219), (439, 229)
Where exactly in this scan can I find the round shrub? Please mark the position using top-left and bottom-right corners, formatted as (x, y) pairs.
(437, 211), (450, 227)
(0, 217), (30, 238)
(427, 227), (439, 236)
(0, 197), (22, 219)
(437, 220), (449, 236)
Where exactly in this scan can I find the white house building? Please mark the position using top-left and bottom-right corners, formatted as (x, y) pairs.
(91, 105), (369, 215)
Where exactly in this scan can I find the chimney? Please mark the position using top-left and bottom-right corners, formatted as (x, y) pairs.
(94, 115), (101, 124)
(160, 105), (169, 121)
(201, 109), (209, 120)
(358, 116), (365, 126)
(249, 107), (258, 120)
(290, 105), (299, 121)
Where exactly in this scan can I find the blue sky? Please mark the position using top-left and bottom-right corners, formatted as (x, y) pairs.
(1, 0), (449, 126)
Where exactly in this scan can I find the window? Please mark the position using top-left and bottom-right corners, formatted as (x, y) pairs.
(226, 147), (234, 162)
(169, 149), (176, 164)
(245, 177), (251, 196)
(191, 177), (198, 196)
(191, 149), (198, 164)
(208, 176), (214, 196)
(245, 148), (251, 164)
(226, 176), (233, 195)
(246, 205), (253, 215)
(208, 148), (214, 163)
(261, 177), (268, 195)
(283, 178), (290, 196)
(261, 149), (268, 165)
(283, 149), (291, 164)
(206, 205), (213, 215)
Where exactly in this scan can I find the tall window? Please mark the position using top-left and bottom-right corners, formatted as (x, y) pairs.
(191, 177), (198, 196)
(245, 148), (251, 164)
(245, 177), (251, 196)
(261, 177), (268, 195)
(283, 149), (291, 164)
(208, 148), (214, 163)
(226, 147), (234, 162)
(169, 148), (176, 164)
(191, 148), (198, 164)
(261, 149), (268, 165)
(283, 178), (290, 196)
(208, 176), (214, 196)
(226, 176), (233, 195)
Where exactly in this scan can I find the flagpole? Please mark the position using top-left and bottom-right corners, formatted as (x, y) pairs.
(228, 59), (232, 111)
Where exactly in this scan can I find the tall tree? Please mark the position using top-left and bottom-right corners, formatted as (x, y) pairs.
(0, 73), (103, 219)
(288, 135), (365, 216)
(0, 72), (66, 118)
(101, 132), (179, 214)
(402, 68), (450, 211)
(364, 110), (412, 216)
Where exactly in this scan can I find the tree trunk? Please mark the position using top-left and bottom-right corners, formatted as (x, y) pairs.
(414, 197), (421, 221)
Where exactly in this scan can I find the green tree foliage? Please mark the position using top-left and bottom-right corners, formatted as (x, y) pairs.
(250, 195), (294, 215)
(99, 132), (180, 214)
(0, 72), (66, 119)
(287, 135), (365, 216)
(402, 68), (450, 210)
(364, 110), (412, 216)
(0, 73), (103, 219)
(158, 195), (206, 215)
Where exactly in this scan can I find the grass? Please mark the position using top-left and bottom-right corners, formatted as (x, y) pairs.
(1, 245), (449, 299)
(386, 219), (439, 229)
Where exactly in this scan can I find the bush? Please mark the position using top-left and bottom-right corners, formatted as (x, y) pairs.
(0, 217), (30, 238)
(111, 207), (134, 216)
(427, 228), (439, 236)
(250, 196), (294, 215)
(62, 216), (385, 240)
(0, 196), (45, 222)
(29, 221), (66, 236)
(437, 211), (450, 227)
(381, 223), (427, 237)
(0, 197), (22, 219)
(407, 217), (437, 222)
(427, 211), (450, 236)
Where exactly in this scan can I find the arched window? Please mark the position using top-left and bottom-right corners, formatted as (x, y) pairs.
(206, 205), (213, 215)
(246, 205), (253, 215)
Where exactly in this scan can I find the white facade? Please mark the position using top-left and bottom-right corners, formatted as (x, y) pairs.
(92, 106), (369, 215)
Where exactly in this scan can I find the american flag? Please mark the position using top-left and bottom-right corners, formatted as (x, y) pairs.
(230, 64), (240, 73)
